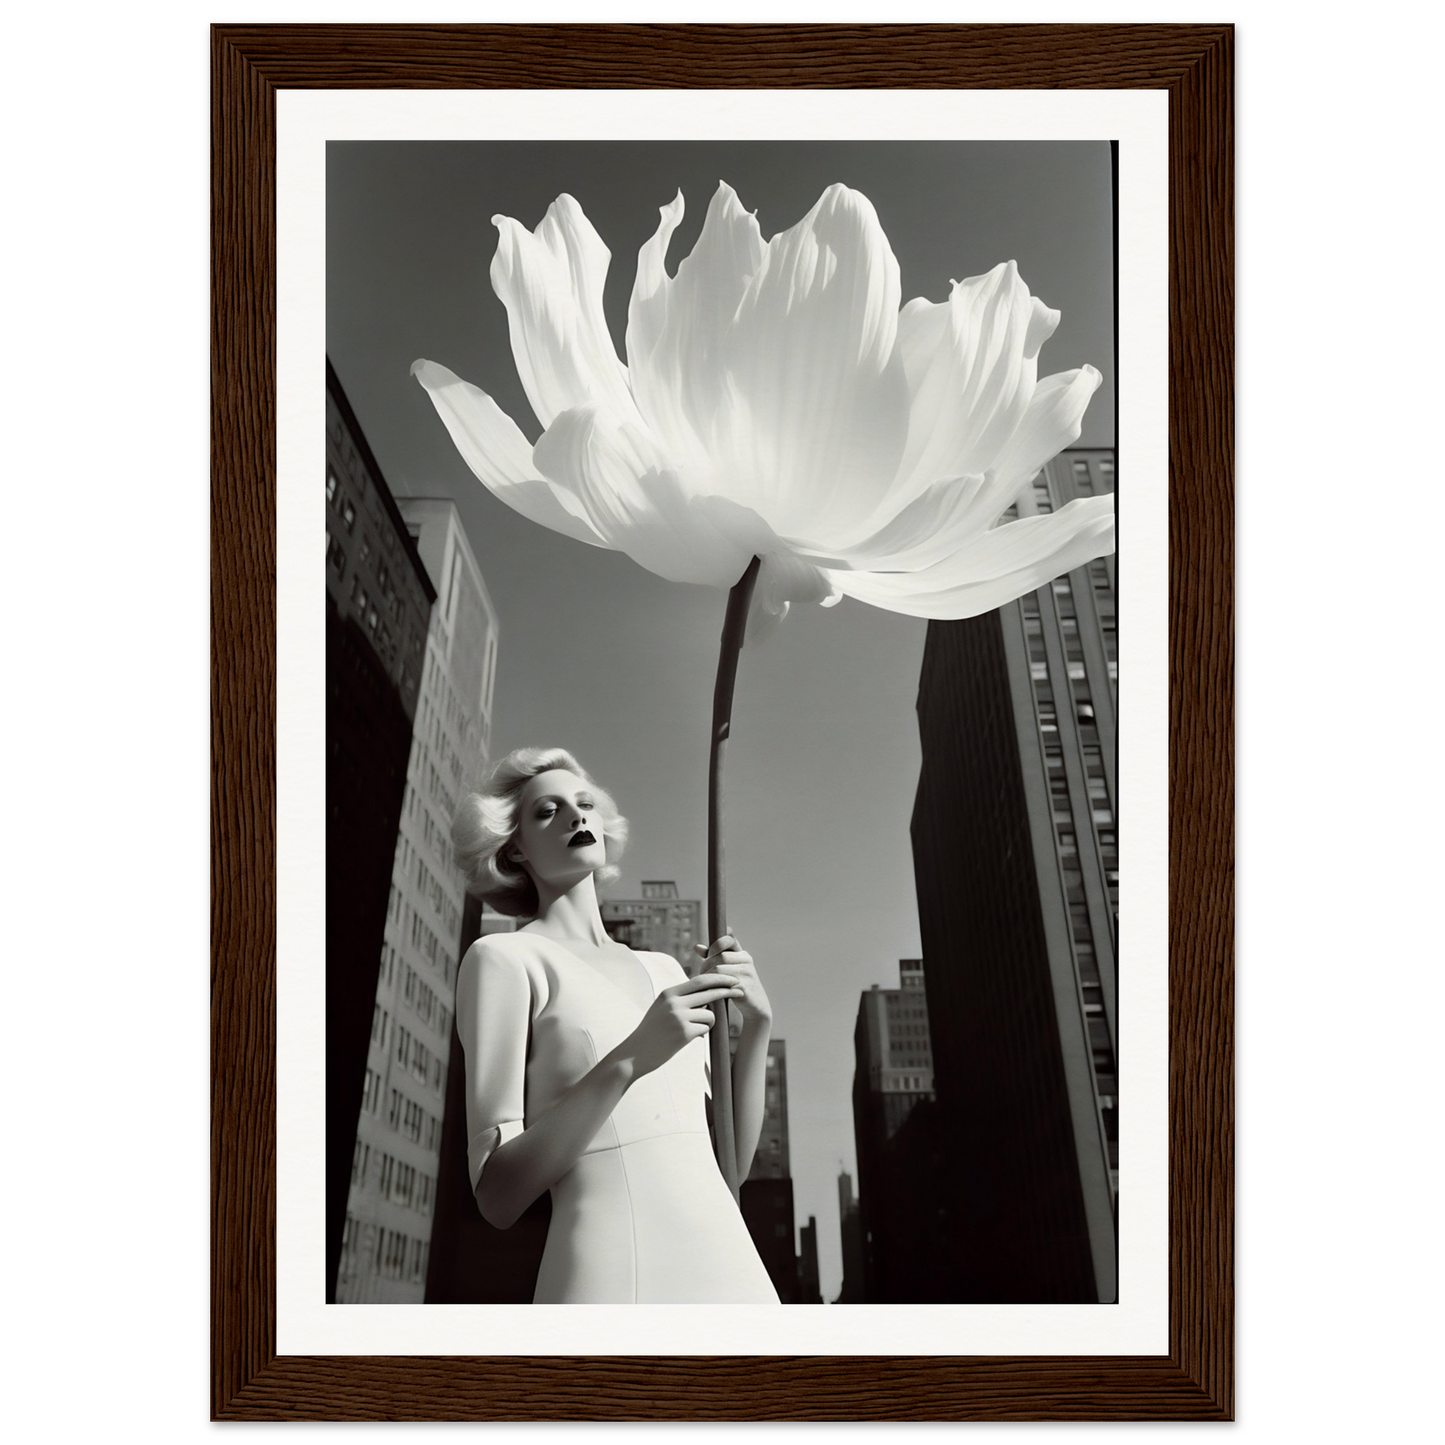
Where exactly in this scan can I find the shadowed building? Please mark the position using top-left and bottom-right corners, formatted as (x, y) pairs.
(798, 1216), (823, 1304)
(324, 361), (436, 1302)
(832, 1170), (867, 1303)
(740, 1039), (800, 1302)
(336, 497), (499, 1302)
(911, 448), (1118, 1303)
(850, 960), (950, 1301)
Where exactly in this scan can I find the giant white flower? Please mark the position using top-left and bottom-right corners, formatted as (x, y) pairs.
(413, 181), (1114, 636)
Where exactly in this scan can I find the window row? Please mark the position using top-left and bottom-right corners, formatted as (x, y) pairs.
(348, 1140), (435, 1217)
(403, 963), (448, 1035)
(386, 1087), (443, 1151)
(338, 1215), (430, 1287)
(393, 1026), (446, 1096)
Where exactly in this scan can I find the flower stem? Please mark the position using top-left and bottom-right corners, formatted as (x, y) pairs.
(707, 554), (762, 1202)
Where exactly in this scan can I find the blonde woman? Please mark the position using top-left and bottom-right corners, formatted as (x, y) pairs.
(451, 747), (779, 1304)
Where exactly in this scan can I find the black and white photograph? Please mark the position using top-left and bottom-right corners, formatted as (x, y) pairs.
(206, 16), (1254, 1421)
(322, 138), (1121, 1311)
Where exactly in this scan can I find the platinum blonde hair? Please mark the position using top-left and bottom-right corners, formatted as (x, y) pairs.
(451, 746), (628, 917)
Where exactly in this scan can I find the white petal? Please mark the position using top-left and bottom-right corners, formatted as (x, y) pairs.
(714, 183), (911, 536)
(782, 472), (993, 573)
(984, 365), (1102, 503)
(532, 406), (749, 586)
(746, 550), (840, 642)
(835, 364), (1101, 565)
(626, 184), (765, 468)
(490, 195), (642, 431)
(893, 263), (1060, 499)
(828, 495), (1115, 619)
(410, 359), (608, 549)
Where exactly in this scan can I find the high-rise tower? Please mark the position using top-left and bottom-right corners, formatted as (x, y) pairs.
(324, 360), (437, 1302)
(336, 498), (499, 1303)
(911, 447), (1117, 1303)
(740, 1039), (800, 1302)
(850, 960), (947, 1301)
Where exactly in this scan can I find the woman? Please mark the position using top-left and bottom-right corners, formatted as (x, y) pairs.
(451, 746), (780, 1304)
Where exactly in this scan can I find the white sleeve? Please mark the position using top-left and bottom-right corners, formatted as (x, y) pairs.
(454, 940), (531, 1194)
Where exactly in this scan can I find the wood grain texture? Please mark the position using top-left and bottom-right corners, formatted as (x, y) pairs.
(211, 22), (1233, 1421)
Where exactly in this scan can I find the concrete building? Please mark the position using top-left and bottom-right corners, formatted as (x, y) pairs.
(749, 1037), (792, 1182)
(740, 1039), (799, 1302)
(833, 1170), (866, 1304)
(600, 880), (702, 968)
(324, 361), (436, 1302)
(336, 497), (499, 1303)
(910, 447), (1118, 1303)
(854, 959), (936, 1129)
(797, 1216), (823, 1304)
(850, 959), (949, 1302)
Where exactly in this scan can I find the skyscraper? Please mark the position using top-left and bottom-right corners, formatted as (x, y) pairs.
(748, 1037), (792, 1181)
(740, 1038), (799, 1302)
(336, 498), (499, 1303)
(324, 360), (437, 1303)
(797, 1216), (823, 1305)
(833, 1170), (866, 1304)
(911, 447), (1117, 1303)
(850, 960), (948, 1301)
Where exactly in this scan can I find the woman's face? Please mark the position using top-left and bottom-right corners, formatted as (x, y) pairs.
(511, 768), (608, 888)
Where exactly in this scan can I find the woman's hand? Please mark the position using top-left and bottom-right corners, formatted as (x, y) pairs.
(622, 973), (742, 1077)
(694, 934), (772, 1027)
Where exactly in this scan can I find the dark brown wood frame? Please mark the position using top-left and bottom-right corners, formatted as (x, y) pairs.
(212, 22), (1233, 1421)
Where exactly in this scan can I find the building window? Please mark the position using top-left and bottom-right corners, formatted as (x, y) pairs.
(342, 498), (356, 531)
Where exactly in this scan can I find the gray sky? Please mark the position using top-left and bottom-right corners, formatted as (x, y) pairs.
(327, 140), (1114, 1302)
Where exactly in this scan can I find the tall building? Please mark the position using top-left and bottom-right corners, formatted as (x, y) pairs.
(749, 1037), (792, 1181)
(854, 960), (936, 1129)
(336, 498), (499, 1303)
(600, 880), (702, 968)
(324, 361), (436, 1302)
(797, 1216), (823, 1304)
(833, 1170), (866, 1304)
(910, 447), (1117, 1303)
(850, 960), (949, 1301)
(739, 1039), (799, 1301)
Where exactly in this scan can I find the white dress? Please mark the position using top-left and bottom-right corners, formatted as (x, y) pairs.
(455, 930), (780, 1304)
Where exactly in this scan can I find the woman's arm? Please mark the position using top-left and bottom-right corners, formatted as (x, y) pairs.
(695, 935), (773, 1182)
(475, 1048), (633, 1229)
(472, 967), (745, 1230)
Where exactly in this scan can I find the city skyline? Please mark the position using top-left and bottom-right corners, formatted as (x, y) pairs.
(327, 139), (1116, 1297)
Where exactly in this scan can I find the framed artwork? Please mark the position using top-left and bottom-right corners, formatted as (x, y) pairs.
(206, 16), (1242, 1427)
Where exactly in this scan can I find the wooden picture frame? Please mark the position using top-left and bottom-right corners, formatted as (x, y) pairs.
(212, 22), (1232, 1420)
